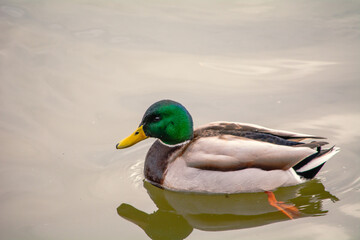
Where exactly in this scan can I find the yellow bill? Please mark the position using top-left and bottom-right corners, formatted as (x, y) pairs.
(116, 125), (148, 149)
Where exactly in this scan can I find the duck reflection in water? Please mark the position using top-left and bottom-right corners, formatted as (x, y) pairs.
(117, 179), (338, 240)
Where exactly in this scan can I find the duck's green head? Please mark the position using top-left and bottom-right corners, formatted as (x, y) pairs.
(116, 100), (193, 149)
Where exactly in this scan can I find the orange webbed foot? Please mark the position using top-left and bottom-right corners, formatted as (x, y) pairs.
(265, 191), (300, 219)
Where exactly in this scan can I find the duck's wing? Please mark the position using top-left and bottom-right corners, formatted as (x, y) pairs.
(184, 122), (327, 171)
(195, 122), (325, 142)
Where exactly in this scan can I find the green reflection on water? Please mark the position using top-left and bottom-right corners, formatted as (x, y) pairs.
(117, 179), (338, 240)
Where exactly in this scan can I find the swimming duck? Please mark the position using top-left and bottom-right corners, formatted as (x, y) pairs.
(116, 100), (339, 218)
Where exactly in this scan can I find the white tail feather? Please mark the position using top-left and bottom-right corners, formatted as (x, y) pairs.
(296, 147), (340, 173)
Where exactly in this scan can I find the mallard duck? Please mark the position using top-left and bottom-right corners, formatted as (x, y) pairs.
(116, 100), (339, 218)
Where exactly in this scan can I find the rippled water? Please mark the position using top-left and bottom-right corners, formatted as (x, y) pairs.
(1, 0), (359, 239)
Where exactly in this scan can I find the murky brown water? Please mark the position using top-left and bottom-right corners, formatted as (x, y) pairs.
(1, 0), (359, 239)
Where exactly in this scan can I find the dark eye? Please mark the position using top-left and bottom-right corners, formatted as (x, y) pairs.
(153, 116), (161, 122)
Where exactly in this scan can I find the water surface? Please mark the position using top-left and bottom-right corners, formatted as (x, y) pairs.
(0, 0), (359, 239)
